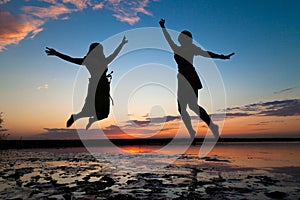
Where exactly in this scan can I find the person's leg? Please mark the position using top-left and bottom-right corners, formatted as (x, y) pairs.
(66, 114), (75, 128)
(66, 111), (90, 128)
(209, 122), (219, 138)
(189, 102), (210, 124)
(189, 102), (219, 138)
(86, 116), (97, 130)
(178, 100), (196, 139)
(191, 104), (219, 138)
(177, 74), (197, 140)
(66, 77), (96, 128)
(67, 80), (96, 128)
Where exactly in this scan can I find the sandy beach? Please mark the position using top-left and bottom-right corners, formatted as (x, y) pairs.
(0, 142), (299, 199)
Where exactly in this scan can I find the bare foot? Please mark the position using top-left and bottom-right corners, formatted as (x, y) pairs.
(66, 115), (74, 128)
(86, 117), (96, 130)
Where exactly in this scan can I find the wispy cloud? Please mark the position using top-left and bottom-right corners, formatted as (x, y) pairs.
(274, 87), (296, 94)
(32, 127), (113, 140)
(40, 125), (153, 140)
(127, 119), (151, 127)
(0, 10), (44, 51)
(118, 98), (300, 131)
(104, 0), (153, 25)
(257, 99), (300, 116)
(248, 120), (283, 126)
(22, 3), (77, 19)
(29, 98), (300, 139)
(226, 99), (300, 117)
(90, 115), (182, 138)
(125, 115), (181, 127)
(37, 83), (49, 90)
(62, 0), (91, 10)
(102, 123), (177, 138)
(0, 0), (155, 51)
(211, 112), (251, 119)
(146, 115), (181, 123)
(93, 2), (104, 10)
(30, 128), (80, 140)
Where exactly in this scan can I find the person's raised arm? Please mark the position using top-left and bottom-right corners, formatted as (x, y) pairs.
(159, 19), (179, 52)
(106, 36), (128, 64)
(45, 47), (84, 65)
(195, 46), (235, 60)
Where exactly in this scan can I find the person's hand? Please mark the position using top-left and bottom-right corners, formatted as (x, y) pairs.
(121, 36), (128, 45)
(45, 47), (57, 56)
(159, 19), (165, 28)
(221, 52), (235, 59)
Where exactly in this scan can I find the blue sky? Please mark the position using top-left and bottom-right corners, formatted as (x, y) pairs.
(0, 0), (299, 139)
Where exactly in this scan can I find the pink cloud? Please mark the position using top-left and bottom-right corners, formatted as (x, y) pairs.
(22, 3), (76, 19)
(62, 0), (91, 10)
(113, 14), (140, 25)
(0, 10), (44, 51)
(42, 0), (58, 4)
(0, 2), (77, 51)
(93, 2), (104, 10)
(41, 0), (91, 10)
(0, 0), (155, 51)
(133, 1), (153, 16)
(37, 83), (49, 90)
(105, 0), (153, 24)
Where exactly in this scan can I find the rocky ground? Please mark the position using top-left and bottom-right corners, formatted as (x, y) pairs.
(0, 149), (299, 199)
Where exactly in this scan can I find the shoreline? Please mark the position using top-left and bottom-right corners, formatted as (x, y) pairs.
(1, 137), (300, 149)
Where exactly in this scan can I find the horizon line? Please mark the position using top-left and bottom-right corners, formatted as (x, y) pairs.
(1, 137), (300, 150)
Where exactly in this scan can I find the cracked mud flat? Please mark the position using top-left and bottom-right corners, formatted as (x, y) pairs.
(0, 144), (299, 199)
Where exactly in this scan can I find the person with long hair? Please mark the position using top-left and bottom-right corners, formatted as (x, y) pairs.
(45, 36), (128, 129)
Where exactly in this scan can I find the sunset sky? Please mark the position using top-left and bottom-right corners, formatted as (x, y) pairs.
(0, 0), (299, 139)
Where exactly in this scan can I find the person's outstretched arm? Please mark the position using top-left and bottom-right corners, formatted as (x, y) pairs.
(195, 46), (235, 60)
(159, 19), (179, 52)
(106, 36), (128, 64)
(45, 47), (84, 65)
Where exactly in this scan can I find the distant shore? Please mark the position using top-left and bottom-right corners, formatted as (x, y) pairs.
(1, 138), (300, 149)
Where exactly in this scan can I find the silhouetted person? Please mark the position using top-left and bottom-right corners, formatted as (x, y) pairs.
(159, 19), (234, 140)
(45, 36), (128, 129)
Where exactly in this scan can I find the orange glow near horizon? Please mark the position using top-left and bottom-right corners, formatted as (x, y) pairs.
(5, 114), (300, 139)
(220, 115), (300, 136)
(121, 146), (160, 153)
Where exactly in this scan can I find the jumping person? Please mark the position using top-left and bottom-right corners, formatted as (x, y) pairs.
(45, 36), (128, 129)
(159, 19), (234, 140)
